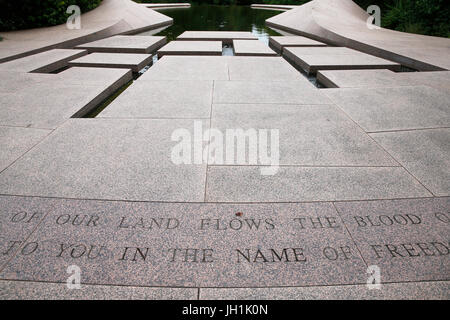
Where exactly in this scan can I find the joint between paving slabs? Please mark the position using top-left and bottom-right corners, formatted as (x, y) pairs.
(327, 100), (437, 197)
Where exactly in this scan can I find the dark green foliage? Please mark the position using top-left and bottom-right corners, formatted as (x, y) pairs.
(0, 0), (102, 31)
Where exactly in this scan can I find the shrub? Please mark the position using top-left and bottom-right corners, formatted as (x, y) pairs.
(0, 0), (102, 31)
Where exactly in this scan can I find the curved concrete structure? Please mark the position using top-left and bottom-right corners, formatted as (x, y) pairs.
(0, 0), (174, 63)
(265, 0), (450, 71)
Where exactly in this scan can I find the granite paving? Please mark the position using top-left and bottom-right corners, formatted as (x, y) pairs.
(138, 56), (229, 80)
(0, 49), (87, 73)
(76, 35), (167, 53)
(0, 71), (132, 129)
(68, 52), (153, 72)
(334, 198), (450, 282)
(98, 80), (213, 118)
(227, 56), (303, 81)
(283, 47), (401, 74)
(0, 126), (50, 172)
(205, 166), (431, 202)
(0, 196), (57, 270)
(317, 69), (450, 91)
(0, 199), (368, 287)
(324, 86), (450, 132)
(233, 40), (277, 56)
(211, 104), (397, 166)
(200, 281), (450, 300)
(157, 41), (222, 57)
(177, 31), (257, 43)
(0, 119), (207, 201)
(213, 80), (331, 104)
(269, 36), (327, 53)
(371, 129), (450, 196)
(0, 280), (197, 300)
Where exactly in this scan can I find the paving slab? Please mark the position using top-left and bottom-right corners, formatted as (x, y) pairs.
(177, 31), (257, 44)
(200, 281), (450, 300)
(0, 49), (87, 73)
(324, 86), (450, 132)
(76, 35), (167, 53)
(317, 69), (402, 88)
(233, 40), (277, 56)
(68, 52), (153, 72)
(269, 36), (327, 53)
(0, 280), (197, 300)
(213, 80), (331, 104)
(334, 198), (450, 282)
(0, 71), (56, 93)
(139, 56), (229, 80)
(0, 200), (368, 287)
(0, 126), (50, 172)
(227, 56), (303, 81)
(0, 196), (57, 270)
(157, 41), (222, 57)
(283, 47), (401, 74)
(0, 72), (131, 129)
(0, 119), (207, 201)
(370, 129), (450, 196)
(206, 166), (431, 202)
(211, 104), (397, 166)
(395, 71), (450, 92)
(317, 70), (450, 90)
(98, 80), (213, 119)
(52, 67), (132, 90)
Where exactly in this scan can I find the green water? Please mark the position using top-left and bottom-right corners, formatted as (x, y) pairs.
(151, 5), (283, 42)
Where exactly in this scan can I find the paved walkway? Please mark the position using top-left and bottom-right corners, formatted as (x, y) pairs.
(0, 3), (448, 300)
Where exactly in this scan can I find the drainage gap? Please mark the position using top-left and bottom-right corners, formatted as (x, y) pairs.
(83, 80), (133, 118)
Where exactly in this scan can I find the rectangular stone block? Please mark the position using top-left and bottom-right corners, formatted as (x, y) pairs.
(98, 80), (213, 118)
(177, 31), (257, 44)
(0, 119), (207, 201)
(0, 200), (368, 287)
(317, 70), (450, 91)
(0, 49), (87, 73)
(227, 56), (303, 81)
(68, 53), (153, 72)
(211, 104), (397, 166)
(371, 129), (450, 196)
(324, 86), (450, 132)
(0, 69), (132, 129)
(205, 166), (431, 202)
(157, 41), (222, 57)
(269, 36), (327, 53)
(139, 56), (229, 80)
(317, 69), (400, 88)
(233, 40), (277, 56)
(334, 198), (450, 282)
(283, 47), (401, 74)
(213, 80), (331, 104)
(76, 35), (167, 53)
(0, 126), (50, 172)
